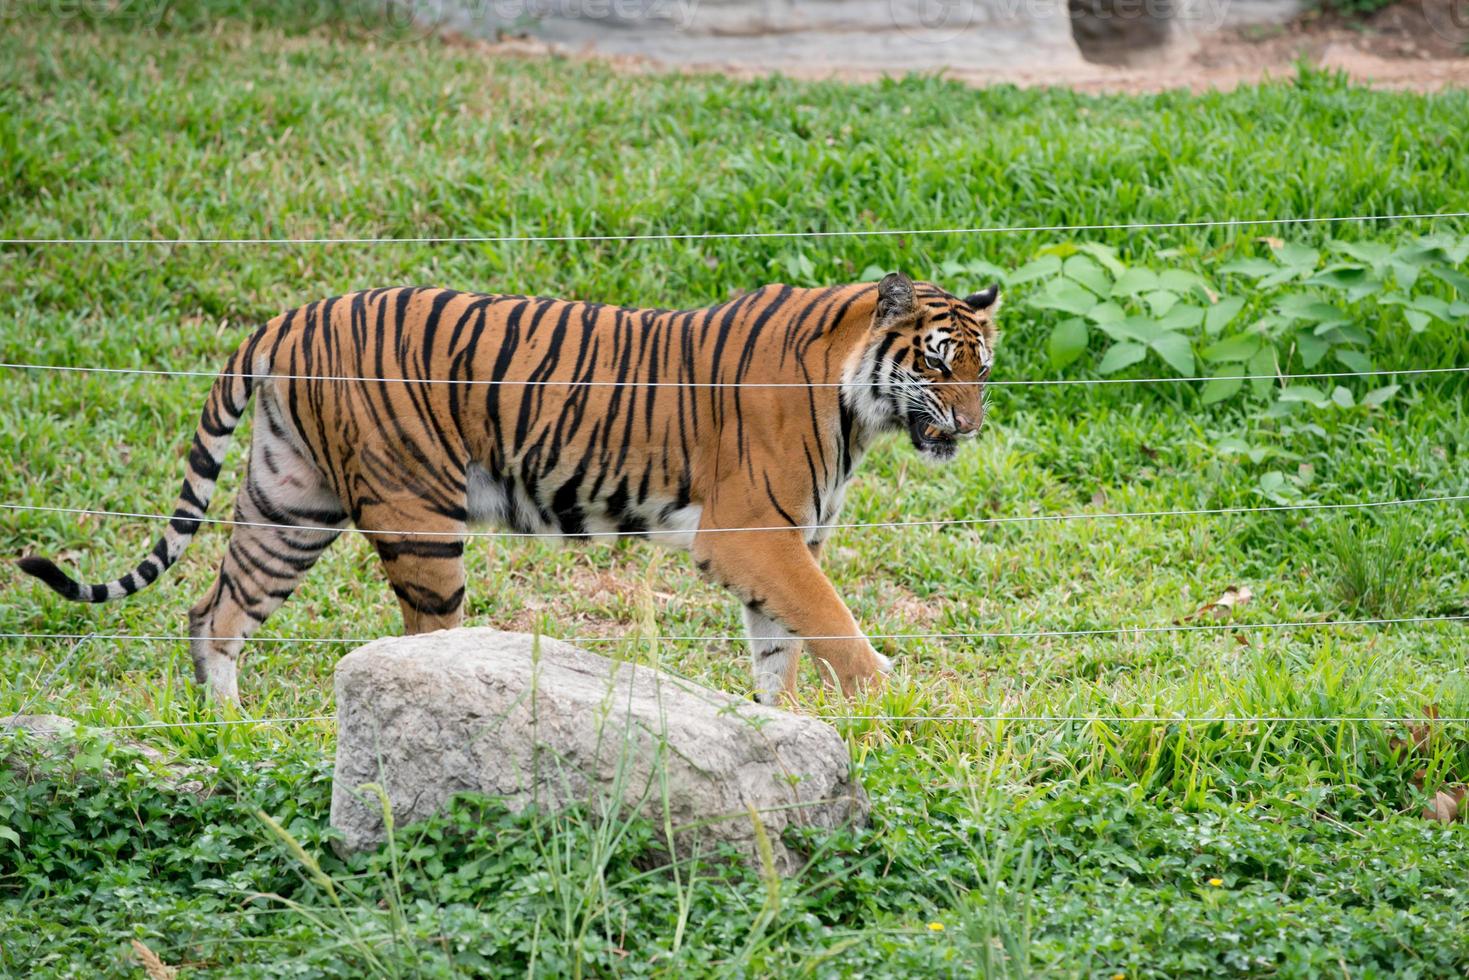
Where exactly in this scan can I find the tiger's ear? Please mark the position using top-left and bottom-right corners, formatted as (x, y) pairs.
(875, 272), (917, 325)
(964, 285), (1002, 314)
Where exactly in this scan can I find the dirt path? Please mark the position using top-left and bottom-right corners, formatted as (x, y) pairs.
(456, 0), (1468, 93)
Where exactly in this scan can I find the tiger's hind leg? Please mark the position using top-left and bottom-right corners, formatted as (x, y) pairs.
(189, 432), (347, 703)
(358, 500), (467, 635)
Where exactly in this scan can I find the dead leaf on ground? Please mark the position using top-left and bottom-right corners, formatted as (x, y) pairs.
(1390, 705), (1440, 761)
(1184, 585), (1253, 622)
(1256, 236), (1285, 250)
(1422, 785), (1467, 825)
(1090, 489), (1107, 508)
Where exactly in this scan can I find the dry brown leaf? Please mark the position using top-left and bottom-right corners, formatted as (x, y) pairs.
(1185, 585), (1253, 622)
(1391, 705), (1441, 760)
(1090, 489), (1107, 508)
(1256, 236), (1285, 249)
(132, 939), (177, 980)
(1422, 786), (1466, 825)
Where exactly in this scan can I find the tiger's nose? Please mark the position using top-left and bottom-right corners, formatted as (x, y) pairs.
(953, 411), (981, 435)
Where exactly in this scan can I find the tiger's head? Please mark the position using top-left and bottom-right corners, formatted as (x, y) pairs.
(845, 271), (1001, 463)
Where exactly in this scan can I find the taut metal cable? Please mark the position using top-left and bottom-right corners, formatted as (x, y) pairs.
(4, 210), (1467, 246)
(2, 360), (1467, 389)
(2, 492), (1465, 540)
(1, 614), (1465, 648)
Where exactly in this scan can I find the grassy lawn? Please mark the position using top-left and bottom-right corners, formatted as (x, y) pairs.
(3, 4), (1469, 976)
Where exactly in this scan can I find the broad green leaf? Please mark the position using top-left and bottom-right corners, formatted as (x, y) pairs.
(1098, 341), (1148, 374)
(1201, 373), (1243, 405)
(1047, 318), (1089, 369)
(940, 259), (966, 277)
(1201, 332), (1261, 364)
(1112, 267), (1160, 296)
(1331, 386), (1355, 409)
(1334, 349), (1373, 374)
(1306, 265), (1382, 303)
(1156, 304), (1205, 331)
(1273, 242), (1320, 270)
(1029, 277), (1098, 316)
(1204, 296), (1246, 335)
(965, 259), (1008, 283)
(1158, 269), (1210, 299)
(1391, 259), (1421, 290)
(1278, 385), (1329, 407)
(1143, 290), (1179, 317)
(1409, 294), (1454, 322)
(1363, 384), (1400, 406)
(1077, 242), (1126, 277)
(1404, 310), (1430, 333)
(1150, 333), (1196, 376)
(1102, 315), (1164, 344)
(1063, 255), (1112, 297)
(1437, 266), (1469, 296)
(1248, 346), (1277, 396)
(859, 264), (888, 282)
(1329, 239), (1392, 274)
(1277, 294), (1347, 323)
(1086, 301), (1126, 324)
(0, 825), (18, 846)
(1220, 258), (1277, 279)
(1296, 332), (1330, 368)
(1009, 254), (1063, 285)
(1259, 266), (1309, 289)
(1325, 323), (1370, 346)
(1392, 243), (1442, 268)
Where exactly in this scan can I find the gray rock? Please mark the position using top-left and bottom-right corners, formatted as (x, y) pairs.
(330, 629), (868, 871)
(0, 713), (78, 736)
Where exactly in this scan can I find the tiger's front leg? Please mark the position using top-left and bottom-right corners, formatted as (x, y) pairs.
(695, 528), (891, 703)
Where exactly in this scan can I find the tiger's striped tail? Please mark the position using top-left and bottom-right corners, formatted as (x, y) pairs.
(17, 343), (259, 603)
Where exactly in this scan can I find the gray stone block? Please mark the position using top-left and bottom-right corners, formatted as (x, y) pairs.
(330, 629), (868, 871)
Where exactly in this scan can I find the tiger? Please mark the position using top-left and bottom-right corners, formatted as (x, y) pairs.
(18, 272), (1000, 705)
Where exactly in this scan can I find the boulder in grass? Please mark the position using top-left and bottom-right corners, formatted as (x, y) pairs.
(330, 628), (868, 871)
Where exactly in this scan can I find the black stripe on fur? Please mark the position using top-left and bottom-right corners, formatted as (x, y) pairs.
(16, 556), (86, 601)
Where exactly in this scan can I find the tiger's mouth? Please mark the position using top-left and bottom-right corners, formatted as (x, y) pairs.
(905, 411), (959, 460)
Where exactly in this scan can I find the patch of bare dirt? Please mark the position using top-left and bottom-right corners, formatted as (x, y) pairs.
(443, 0), (1468, 94)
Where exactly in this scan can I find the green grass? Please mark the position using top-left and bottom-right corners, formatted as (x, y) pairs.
(2, 5), (1469, 976)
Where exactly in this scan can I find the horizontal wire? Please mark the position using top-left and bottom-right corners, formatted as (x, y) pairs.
(2, 614), (1465, 648)
(3, 492), (1465, 539)
(3, 360), (1466, 389)
(4, 210), (1467, 246)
